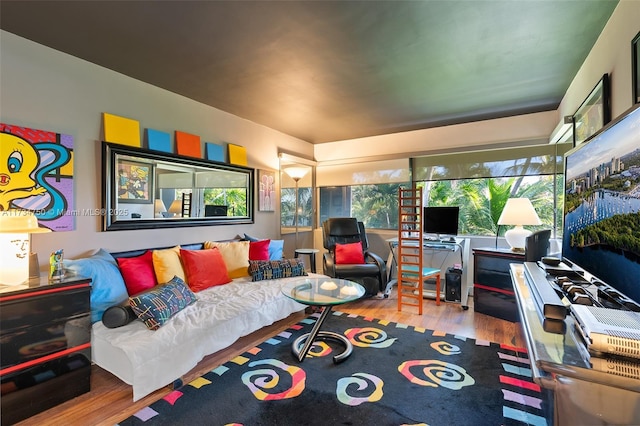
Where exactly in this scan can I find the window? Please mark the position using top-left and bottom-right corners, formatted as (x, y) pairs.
(317, 142), (570, 236)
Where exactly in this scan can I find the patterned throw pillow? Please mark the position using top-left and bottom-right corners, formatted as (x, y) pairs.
(129, 276), (197, 330)
(248, 259), (308, 282)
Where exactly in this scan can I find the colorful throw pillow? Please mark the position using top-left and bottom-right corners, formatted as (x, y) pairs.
(203, 240), (250, 278)
(335, 241), (365, 264)
(180, 248), (231, 292)
(65, 248), (129, 324)
(243, 233), (284, 260)
(268, 239), (284, 260)
(249, 239), (270, 261)
(129, 276), (197, 330)
(116, 250), (158, 296)
(152, 246), (186, 284)
(248, 259), (307, 282)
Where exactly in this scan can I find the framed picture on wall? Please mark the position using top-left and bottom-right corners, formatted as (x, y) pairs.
(573, 73), (610, 146)
(116, 159), (153, 203)
(633, 31), (640, 104)
(258, 169), (276, 211)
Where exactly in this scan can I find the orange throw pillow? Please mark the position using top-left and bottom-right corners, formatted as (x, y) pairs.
(180, 248), (231, 292)
(335, 241), (365, 264)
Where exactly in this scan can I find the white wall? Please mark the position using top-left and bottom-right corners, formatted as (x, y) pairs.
(0, 31), (313, 265)
(558, 0), (640, 123)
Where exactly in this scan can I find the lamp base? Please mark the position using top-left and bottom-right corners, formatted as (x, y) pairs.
(504, 226), (531, 252)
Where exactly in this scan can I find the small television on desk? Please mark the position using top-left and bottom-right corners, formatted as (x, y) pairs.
(423, 206), (459, 240)
(562, 103), (640, 304)
(204, 205), (228, 217)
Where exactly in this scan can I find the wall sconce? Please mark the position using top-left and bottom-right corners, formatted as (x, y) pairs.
(283, 166), (309, 249)
(497, 198), (541, 252)
(0, 210), (51, 285)
(154, 199), (167, 218)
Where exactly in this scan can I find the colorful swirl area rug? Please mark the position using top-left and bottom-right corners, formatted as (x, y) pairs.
(119, 311), (551, 426)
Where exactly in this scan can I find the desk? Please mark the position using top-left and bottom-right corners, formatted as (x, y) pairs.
(386, 237), (471, 308)
(281, 277), (365, 363)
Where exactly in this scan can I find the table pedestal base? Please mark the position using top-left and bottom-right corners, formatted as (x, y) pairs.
(291, 306), (353, 363)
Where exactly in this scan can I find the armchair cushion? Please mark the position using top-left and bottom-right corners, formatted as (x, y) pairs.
(335, 241), (365, 264)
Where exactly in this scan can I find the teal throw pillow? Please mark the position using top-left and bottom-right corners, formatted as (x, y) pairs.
(65, 249), (128, 323)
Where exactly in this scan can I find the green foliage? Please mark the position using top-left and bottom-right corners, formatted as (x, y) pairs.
(570, 212), (640, 255)
(346, 175), (558, 236)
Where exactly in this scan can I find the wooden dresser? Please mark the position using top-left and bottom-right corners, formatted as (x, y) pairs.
(0, 276), (91, 425)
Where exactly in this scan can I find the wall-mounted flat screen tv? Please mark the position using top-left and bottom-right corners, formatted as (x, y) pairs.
(423, 206), (459, 238)
(562, 103), (640, 304)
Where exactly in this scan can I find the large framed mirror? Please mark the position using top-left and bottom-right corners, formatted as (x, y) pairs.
(103, 142), (254, 231)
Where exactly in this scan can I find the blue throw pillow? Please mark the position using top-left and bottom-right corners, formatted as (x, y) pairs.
(65, 249), (128, 323)
(129, 276), (197, 330)
(244, 233), (284, 260)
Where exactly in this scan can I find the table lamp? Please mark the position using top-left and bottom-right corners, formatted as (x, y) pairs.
(168, 199), (182, 217)
(497, 198), (541, 252)
(154, 199), (167, 218)
(0, 210), (51, 285)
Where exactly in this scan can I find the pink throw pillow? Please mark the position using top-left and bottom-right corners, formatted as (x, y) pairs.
(335, 242), (365, 264)
(116, 250), (158, 296)
(249, 239), (271, 261)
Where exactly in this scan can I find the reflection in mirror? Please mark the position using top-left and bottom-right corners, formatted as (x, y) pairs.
(103, 142), (253, 230)
(279, 155), (314, 237)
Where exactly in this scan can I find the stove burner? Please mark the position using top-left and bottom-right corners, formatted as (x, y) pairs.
(551, 273), (640, 312)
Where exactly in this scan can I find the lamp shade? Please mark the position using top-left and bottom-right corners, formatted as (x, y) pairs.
(154, 199), (167, 218)
(497, 198), (541, 252)
(0, 210), (50, 286)
(498, 198), (541, 226)
(168, 200), (182, 216)
(0, 210), (51, 234)
(283, 167), (309, 181)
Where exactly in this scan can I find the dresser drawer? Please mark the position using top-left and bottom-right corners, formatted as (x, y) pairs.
(0, 287), (89, 334)
(1, 353), (91, 426)
(1, 314), (90, 370)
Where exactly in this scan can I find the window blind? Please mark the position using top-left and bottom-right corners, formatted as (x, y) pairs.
(412, 142), (572, 181)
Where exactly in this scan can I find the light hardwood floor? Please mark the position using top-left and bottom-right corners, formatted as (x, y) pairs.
(14, 290), (525, 426)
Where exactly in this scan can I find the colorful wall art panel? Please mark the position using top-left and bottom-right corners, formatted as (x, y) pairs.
(205, 142), (224, 162)
(258, 169), (275, 211)
(0, 123), (75, 231)
(146, 128), (171, 152)
(228, 143), (248, 166)
(175, 131), (202, 158)
(103, 113), (141, 147)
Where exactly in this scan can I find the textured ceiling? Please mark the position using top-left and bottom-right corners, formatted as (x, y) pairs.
(0, 1), (618, 143)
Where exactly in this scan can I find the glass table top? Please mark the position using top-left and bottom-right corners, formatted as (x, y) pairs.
(281, 277), (365, 306)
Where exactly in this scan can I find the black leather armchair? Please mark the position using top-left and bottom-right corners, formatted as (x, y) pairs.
(322, 217), (388, 297)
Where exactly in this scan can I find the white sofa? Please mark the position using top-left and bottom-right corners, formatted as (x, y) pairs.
(91, 273), (317, 401)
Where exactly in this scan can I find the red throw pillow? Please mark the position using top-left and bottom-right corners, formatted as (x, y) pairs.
(335, 241), (365, 264)
(116, 250), (158, 296)
(180, 248), (231, 292)
(249, 239), (270, 261)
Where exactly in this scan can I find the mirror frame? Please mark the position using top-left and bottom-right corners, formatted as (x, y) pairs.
(102, 142), (254, 231)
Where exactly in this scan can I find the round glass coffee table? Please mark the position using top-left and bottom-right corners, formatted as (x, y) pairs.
(282, 277), (365, 363)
